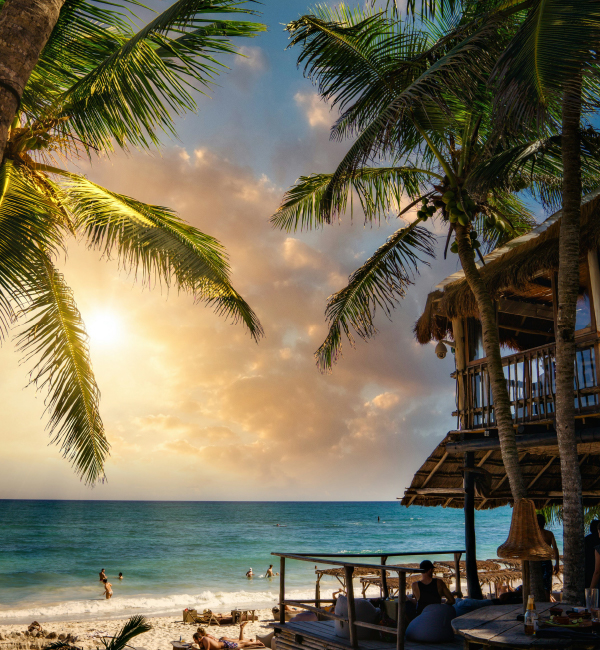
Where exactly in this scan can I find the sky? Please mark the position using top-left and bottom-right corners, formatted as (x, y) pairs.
(0, 0), (469, 501)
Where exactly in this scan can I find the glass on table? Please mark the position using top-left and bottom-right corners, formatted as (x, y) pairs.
(586, 588), (599, 612)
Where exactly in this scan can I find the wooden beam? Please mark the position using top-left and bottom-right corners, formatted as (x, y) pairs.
(477, 452), (528, 510)
(411, 487), (465, 495)
(498, 298), (554, 321)
(527, 456), (557, 490)
(498, 324), (554, 337)
(477, 449), (494, 467)
(407, 452), (449, 506)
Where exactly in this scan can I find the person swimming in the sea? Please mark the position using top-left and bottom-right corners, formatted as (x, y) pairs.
(245, 568), (253, 578)
(265, 565), (279, 578)
(193, 623), (264, 650)
(118, 573), (123, 580)
(102, 578), (113, 599)
(99, 568), (107, 582)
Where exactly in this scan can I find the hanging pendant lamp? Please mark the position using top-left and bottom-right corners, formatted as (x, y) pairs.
(497, 499), (554, 561)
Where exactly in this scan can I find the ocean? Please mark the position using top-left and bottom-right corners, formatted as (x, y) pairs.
(0, 501), (561, 624)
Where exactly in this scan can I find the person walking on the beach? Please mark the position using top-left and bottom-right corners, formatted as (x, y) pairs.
(245, 568), (253, 578)
(193, 622), (264, 650)
(99, 568), (107, 582)
(102, 578), (113, 599)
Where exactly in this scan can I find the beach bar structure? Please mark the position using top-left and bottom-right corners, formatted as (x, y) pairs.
(271, 550), (465, 650)
(401, 192), (600, 597)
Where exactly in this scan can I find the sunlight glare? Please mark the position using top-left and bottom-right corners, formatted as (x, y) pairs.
(86, 311), (122, 347)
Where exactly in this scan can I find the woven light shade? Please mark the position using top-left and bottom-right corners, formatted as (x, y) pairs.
(497, 499), (554, 560)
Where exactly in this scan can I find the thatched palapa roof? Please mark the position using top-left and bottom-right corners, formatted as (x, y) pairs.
(401, 431), (600, 509)
(415, 191), (600, 346)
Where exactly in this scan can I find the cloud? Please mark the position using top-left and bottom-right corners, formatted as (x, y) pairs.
(0, 144), (458, 501)
(368, 392), (401, 410)
(236, 46), (269, 72)
(294, 91), (331, 128)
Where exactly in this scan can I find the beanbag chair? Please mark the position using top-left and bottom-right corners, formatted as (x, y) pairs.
(334, 596), (380, 640)
(453, 598), (493, 618)
(405, 604), (456, 643)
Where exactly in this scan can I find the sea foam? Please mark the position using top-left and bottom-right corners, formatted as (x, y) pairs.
(0, 588), (316, 623)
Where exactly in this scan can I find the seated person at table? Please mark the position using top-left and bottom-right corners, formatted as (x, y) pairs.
(193, 623), (264, 650)
(412, 560), (455, 615)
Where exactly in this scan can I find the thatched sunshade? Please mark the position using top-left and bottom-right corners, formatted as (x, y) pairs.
(400, 432), (600, 510)
(414, 191), (600, 350)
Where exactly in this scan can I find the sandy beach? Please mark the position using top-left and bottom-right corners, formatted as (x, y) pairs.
(0, 610), (275, 650)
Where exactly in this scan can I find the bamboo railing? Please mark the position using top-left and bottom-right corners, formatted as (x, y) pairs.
(271, 550), (465, 650)
(454, 339), (600, 430)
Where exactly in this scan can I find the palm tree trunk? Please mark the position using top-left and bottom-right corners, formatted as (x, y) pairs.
(556, 77), (585, 605)
(455, 225), (546, 602)
(0, 0), (65, 158)
(455, 224), (526, 500)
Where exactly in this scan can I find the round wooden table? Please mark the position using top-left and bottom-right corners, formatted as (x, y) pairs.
(452, 603), (579, 648)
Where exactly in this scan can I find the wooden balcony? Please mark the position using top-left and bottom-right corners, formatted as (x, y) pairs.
(454, 337), (600, 431)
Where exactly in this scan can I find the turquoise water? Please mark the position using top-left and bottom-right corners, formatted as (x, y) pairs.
(0, 501), (560, 624)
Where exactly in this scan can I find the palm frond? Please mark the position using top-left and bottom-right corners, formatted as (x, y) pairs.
(490, 0), (600, 125)
(31, 0), (265, 150)
(0, 161), (65, 338)
(16, 254), (108, 485)
(316, 220), (436, 371)
(65, 175), (263, 339)
(271, 166), (437, 231)
(102, 615), (152, 650)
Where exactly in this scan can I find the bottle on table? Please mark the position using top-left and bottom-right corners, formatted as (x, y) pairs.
(524, 595), (538, 635)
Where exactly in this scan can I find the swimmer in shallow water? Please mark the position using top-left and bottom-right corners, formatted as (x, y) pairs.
(99, 568), (107, 582)
(102, 578), (113, 599)
(193, 623), (264, 650)
(245, 568), (253, 578)
(118, 572), (123, 580)
(265, 565), (279, 578)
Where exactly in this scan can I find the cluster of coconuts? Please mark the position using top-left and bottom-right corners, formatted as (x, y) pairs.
(14, 131), (52, 152)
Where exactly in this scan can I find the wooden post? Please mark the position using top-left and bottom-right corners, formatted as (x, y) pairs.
(344, 566), (358, 649)
(279, 557), (286, 625)
(453, 552), (463, 598)
(464, 452), (483, 599)
(381, 555), (389, 600)
(315, 574), (321, 610)
(396, 572), (406, 650)
(453, 318), (467, 429)
(522, 560), (530, 613)
(588, 249), (600, 331)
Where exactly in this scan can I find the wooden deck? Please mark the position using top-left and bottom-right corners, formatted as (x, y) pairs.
(271, 619), (463, 650)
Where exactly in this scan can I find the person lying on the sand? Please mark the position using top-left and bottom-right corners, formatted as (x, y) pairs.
(193, 623), (264, 650)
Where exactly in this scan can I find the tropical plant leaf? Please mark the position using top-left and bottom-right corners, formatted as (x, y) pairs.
(29, 0), (265, 150)
(0, 161), (65, 338)
(64, 175), (263, 339)
(490, 0), (600, 124)
(316, 220), (436, 371)
(16, 253), (108, 485)
(102, 615), (152, 650)
(271, 165), (438, 231)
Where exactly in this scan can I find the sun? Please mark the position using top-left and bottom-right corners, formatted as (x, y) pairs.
(86, 311), (123, 347)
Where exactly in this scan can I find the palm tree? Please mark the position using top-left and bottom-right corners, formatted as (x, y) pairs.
(486, 0), (600, 604)
(0, 0), (265, 485)
(275, 10), (600, 602)
(273, 4), (547, 511)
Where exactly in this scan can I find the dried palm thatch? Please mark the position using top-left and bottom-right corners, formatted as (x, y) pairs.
(414, 193), (600, 347)
(401, 432), (600, 509)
